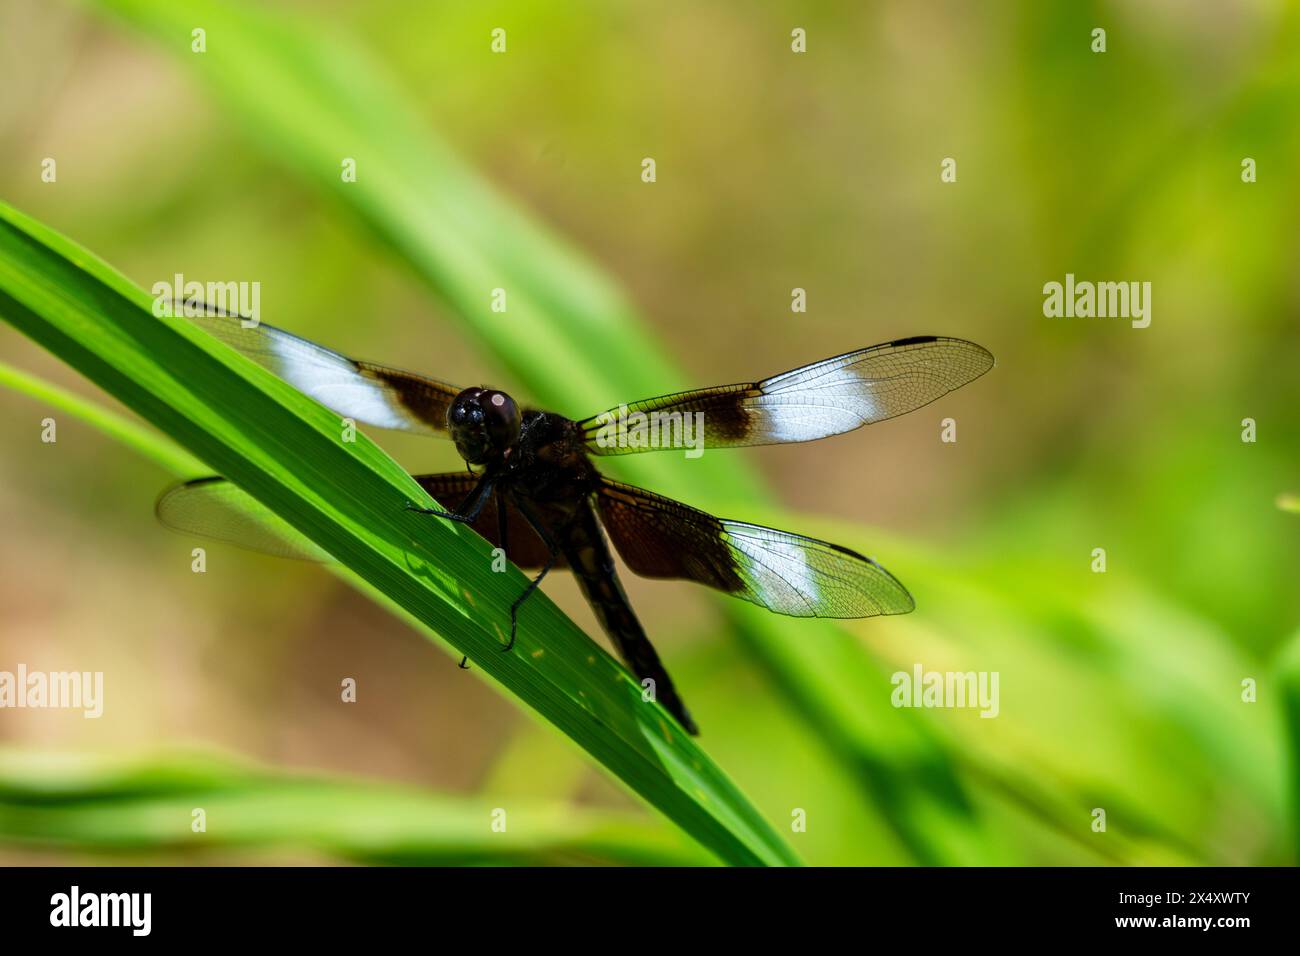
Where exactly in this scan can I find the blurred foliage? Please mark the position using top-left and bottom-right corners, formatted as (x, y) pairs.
(0, 0), (1296, 865)
(0, 748), (709, 865)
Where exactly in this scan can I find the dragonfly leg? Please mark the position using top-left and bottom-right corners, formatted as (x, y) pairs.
(406, 473), (495, 524)
(505, 551), (559, 652)
(502, 497), (564, 653)
(456, 484), (514, 672)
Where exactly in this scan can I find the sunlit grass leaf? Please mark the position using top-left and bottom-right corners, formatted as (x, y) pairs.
(799, 512), (1289, 864)
(0, 200), (797, 866)
(0, 749), (710, 866)
(1278, 630), (1300, 861)
(0, 351), (783, 867)
(0, 359), (204, 476)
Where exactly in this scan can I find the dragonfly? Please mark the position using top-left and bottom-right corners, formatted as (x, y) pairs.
(156, 312), (994, 734)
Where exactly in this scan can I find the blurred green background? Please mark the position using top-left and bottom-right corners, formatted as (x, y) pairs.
(1, 0), (1298, 865)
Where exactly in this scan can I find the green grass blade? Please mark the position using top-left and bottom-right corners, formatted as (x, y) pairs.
(0, 749), (711, 866)
(1279, 631), (1300, 861)
(0, 359), (205, 477)
(0, 200), (798, 867)
(0, 354), (718, 862)
(88, 0), (993, 863)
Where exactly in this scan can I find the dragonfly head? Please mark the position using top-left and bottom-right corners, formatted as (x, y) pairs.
(448, 387), (522, 465)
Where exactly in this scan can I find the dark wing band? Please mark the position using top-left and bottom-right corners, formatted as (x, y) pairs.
(156, 473), (556, 569)
(579, 335), (993, 454)
(595, 479), (913, 618)
(413, 475), (560, 570)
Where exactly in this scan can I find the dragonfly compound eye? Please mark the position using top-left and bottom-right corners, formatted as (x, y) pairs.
(447, 387), (519, 463)
(481, 390), (521, 449)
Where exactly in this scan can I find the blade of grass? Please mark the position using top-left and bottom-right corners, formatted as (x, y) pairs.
(1279, 630), (1300, 861)
(0, 200), (798, 866)
(0, 749), (711, 866)
(88, 0), (996, 863)
(0, 356), (702, 853)
(0, 358), (206, 477)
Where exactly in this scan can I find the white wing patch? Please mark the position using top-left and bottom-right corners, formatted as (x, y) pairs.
(582, 336), (993, 453)
(184, 309), (455, 435)
(754, 337), (989, 442)
(720, 521), (913, 618)
(269, 335), (410, 430)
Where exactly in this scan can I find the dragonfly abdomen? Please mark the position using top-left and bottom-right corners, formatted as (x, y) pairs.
(563, 501), (699, 735)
